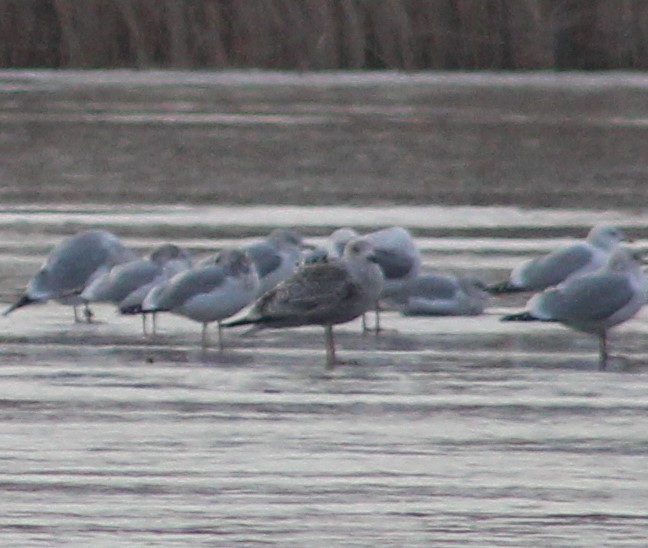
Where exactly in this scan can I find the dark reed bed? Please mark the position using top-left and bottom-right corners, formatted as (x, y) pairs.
(1, 0), (647, 70)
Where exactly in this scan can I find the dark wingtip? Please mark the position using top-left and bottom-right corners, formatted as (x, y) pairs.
(137, 307), (168, 315)
(222, 314), (274, 328)
(486, 281), (525, 295)
(221, 317), (255, 328)
(3, 294), (36, 316)
(119, 304), (143, 315)
(501, 311), (538, 322)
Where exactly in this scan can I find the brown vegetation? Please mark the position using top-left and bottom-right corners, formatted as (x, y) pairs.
(0, 0), (647, 70)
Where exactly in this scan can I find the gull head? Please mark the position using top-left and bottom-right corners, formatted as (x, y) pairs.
(587, 224), (628, 251)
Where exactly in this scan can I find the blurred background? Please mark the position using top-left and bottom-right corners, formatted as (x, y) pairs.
(1, 0), (647, 70)
(0, 0), (646, 209)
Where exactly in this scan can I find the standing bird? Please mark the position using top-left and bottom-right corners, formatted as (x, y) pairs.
(4, 229), (136, 322)
(81, 243), (192, 334)
(141, 248), (259, 351)
(302, 227), (359, 265)
(224, 238), (384, 370)
(389, 273), (490, 317)
(501, 247), (646, 370)
(243, 228), (306, 297)
(489, 224), (628, 294)
(362, 226), (422, 331)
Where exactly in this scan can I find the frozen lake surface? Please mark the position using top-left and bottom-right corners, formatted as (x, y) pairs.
(0, 205), (647, 546)
(1, 71), (648, 545)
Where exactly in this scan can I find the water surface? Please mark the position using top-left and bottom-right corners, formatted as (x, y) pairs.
(0, 205), (647, 546)
(1, 70), (648, 545)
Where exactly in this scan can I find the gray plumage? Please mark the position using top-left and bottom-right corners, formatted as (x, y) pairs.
(243, 228), (305, 296)
(391, 273), (489, 316)
(80, 243), (192, 334)
(302, 227), (359, 266)
(4, 229), (136, 321)
(363, 226), (421, 291)
(362, 226), (422, 331)
(489, 224), (627, 294)
(502, 247), (646, 370)
(142, 248), (259, 350)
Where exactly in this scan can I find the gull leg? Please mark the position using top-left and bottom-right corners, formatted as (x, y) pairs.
(599, 332), (608, 371)
(325, 325), (336, 370)
(83, 303), (94, 323)
(201, 323), (208, 351)
(141, 314), (148, 337)
(151, 312), (157, 336)
(361, 306), (381, 334)
(362, 304), (395, 334)
(73, 305), (81, 323)
(218, 321), (224, 352)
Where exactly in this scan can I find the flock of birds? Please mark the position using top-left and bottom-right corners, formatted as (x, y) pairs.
(2, 223), (644, 370)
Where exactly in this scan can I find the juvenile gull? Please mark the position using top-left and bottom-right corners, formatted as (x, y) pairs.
(81, 243), (192, 334)
(224, 238), (384, 370)
(141, 248), (259, 351)
(243, 228), (306, 296)
(388, 273), (489, 316)
(489, 224), (628, 294)
(4, 229), (136, 322)
(501, 247), (646, 370)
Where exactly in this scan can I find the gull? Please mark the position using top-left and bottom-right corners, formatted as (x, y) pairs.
(302, 227), (359, 265)
(489, 224), (628, 294)
(243, 228), (307, 296)
(224, 238), (384, 370)
(325, 227), (361, 258)
(141, 248), (259, 350)
(81, 243), (192, 334)
(501, 247), (646, 370)
(362, 226), (422, 330)
(4, 229), (136, 322)
(389, 273), (489, 316)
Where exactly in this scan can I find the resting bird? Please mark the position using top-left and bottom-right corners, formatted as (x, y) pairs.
(302, 227), (359, 265)
(243, 228), (307, 296)
(224, 238), (384, 370)
(501, 247), (646, 370)
(4, 229), (136, 322)
(489, 224), (628, 294)
(141, 248), (259, 351)
(389, 273), (489, 316)
(362, 226), (422, 330)
(81, 243), (192, 334)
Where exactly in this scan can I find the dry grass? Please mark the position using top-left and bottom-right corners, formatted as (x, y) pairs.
(0, 0), (647, 69)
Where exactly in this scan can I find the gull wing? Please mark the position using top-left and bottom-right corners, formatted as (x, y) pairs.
(372, 248), (415, 280)
(154, 266), (226, 311)
(532, 272), (634, 322)
(515, 243), (595, 290)
(255, 262), (356, 323)
(245, 242), (281, 278)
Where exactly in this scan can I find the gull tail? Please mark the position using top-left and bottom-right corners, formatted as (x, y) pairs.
(486, 281), (525, 295)
(222, 313), (277, 328)
(119, 303), (143, 315)
(501, 311), (539, 322)
(138, 306), (168, 315)
(3, 294), (37, 316)
(222, 316), (258, 328)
